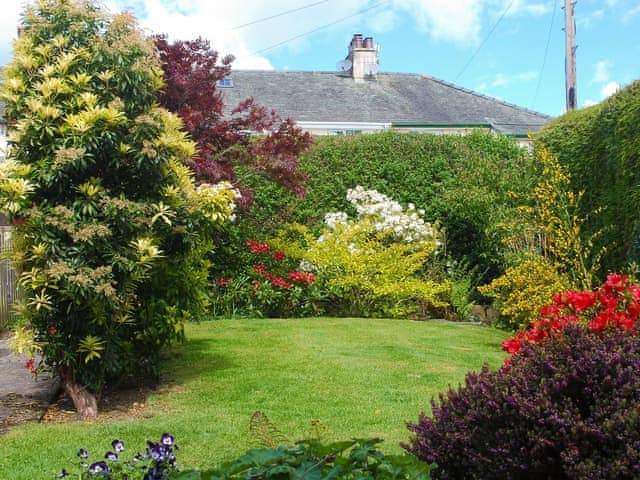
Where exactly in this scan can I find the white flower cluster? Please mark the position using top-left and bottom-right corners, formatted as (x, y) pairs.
(324, 211), (348, 229)
(326, 186), (439, 245)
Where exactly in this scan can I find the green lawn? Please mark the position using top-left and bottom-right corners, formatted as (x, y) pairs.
(0, 318), (508, 478)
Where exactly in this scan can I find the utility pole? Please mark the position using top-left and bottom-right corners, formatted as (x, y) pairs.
(564, 0), (577, 111)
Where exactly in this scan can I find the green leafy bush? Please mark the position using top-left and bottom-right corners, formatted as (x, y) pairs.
(240, 130), (533, 287)
(536, 80), (640, 273)
(0, 0), (238, 417)
(179, 438), (431, 480)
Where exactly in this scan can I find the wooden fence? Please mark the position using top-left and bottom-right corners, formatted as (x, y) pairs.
(0, 227), (19, 330)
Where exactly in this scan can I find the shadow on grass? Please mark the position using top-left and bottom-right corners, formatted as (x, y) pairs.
(161, 337), (236, 384)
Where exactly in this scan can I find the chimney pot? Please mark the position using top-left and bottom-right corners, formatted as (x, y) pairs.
(346, 33), (378, 81)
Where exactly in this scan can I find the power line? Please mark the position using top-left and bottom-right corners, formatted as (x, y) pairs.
(252, 1), (390, 55)
(455, 1), (514, 82)
(233, 0), (333, 30)
(531, 0), (558, 109)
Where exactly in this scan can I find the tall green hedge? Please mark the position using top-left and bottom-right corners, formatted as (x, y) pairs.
(241, 130), (533, 284)
(536, 80), (640, 273)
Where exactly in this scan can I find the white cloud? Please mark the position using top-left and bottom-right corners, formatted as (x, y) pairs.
(489, 71), (538, 87)
(583, 99), (598, 107)
(578, 9), (604, 29)
(623, 4), (640, 22)
(594, 60), (611, 83)
(507, 0), (552, 16)
(393, 0), (483, 45)
(368, 10), (399, 33)
(0, 0), (24, 66)
(601, 81), (621, 98)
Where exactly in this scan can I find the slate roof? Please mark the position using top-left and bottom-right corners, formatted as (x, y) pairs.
(219, 70), (551, 136)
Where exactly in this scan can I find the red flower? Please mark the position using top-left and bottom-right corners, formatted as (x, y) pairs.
(49, 326), (57, 335)
(565, 290), (596, 311)
(287, 271), (316, 285)
(253, 264), (267, 274)
(502, 337), (522, 355)
(603, 273), (628, 294)
(273, 250), (285, 262)
(270, 276), (291, 289)
(24, 358), (37, 374)
(217, 277), (230, 286)
(246, 239), (271, 254)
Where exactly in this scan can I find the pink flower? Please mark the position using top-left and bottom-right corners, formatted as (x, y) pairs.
(273, 250), (286, 262)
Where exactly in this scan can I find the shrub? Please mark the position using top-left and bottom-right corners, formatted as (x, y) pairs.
(405, 275), (640, 479)
(536, 80), (640, 272)
(0, 0), (238, 417)
(210, 239), (325, 318)
(240, 131), (533, 286)
(501, 272), (640, 356)
(479, 148), (603, 329)
(478, 255), (570, 330)
(273, 187), (449, 318)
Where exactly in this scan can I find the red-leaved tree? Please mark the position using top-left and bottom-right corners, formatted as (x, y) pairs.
(154, 35), (311, 206)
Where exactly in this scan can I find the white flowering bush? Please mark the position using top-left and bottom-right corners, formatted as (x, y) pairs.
(339, 186), (440, 245)
(273, 188), (449, 319)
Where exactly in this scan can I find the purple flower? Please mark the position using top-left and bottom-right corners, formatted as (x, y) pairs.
(111, 439), (125, 453)
(149, 444), (167, 462)
(88, 461), (110, 475)
(160, 433), (174, 446)
(55, 469), (69, 478)
(77, 448), (89, 459)
(143, 466), (164, 480)
(105, 451), (118, 461)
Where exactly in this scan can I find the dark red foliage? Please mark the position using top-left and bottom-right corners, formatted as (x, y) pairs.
(403, 325), (640, 479)
(154, 35), (311, 205)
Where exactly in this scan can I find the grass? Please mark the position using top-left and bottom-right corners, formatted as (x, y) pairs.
(0, 318), (508, 478)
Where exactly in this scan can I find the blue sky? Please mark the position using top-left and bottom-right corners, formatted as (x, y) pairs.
(1, 0), (639, 117)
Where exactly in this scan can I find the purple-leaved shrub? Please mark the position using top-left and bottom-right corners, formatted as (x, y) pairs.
(403, 324), (640, 479)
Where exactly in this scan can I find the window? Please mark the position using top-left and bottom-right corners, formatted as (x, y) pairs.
(216, 78), (234, 88)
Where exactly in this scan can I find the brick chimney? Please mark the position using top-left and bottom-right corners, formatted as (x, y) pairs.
(345, 33), (378, 81)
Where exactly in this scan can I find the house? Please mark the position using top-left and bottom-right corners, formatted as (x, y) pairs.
(220, 34), (550, 145)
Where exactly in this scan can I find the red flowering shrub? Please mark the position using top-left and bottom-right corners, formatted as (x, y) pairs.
(502, 273), (640, 358)
(404, 324), (640, 479)
(210, 240), (325, 317)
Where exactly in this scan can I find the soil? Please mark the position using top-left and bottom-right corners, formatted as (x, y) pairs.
(0, 330), (154, 433)
(40, 382), (152, 425)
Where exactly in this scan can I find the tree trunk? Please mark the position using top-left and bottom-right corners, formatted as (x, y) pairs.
(59, 366), (98, 419)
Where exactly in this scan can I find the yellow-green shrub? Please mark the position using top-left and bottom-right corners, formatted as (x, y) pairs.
(478, 256), (570, 330)
(272, 188), (449, 318)
(480, 148), (602, 329)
